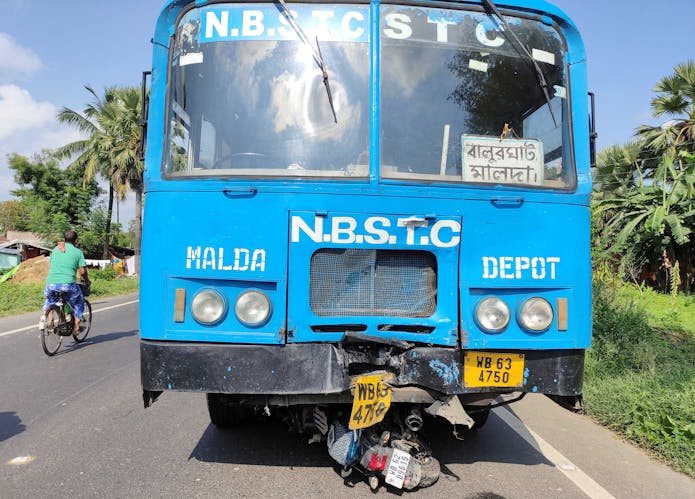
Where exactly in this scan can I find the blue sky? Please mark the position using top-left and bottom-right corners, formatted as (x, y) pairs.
(1, 0), (694, 226)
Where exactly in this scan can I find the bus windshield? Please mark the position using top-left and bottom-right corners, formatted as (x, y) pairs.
(166, 4), (370, 178)
(165, 3), (572, 189)
(380, 6), (572, 188)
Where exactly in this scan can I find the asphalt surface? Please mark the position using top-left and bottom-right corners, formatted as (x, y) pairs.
(1, 294), (693, 498)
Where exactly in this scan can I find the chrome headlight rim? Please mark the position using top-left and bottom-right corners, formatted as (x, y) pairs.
(475, 296), (511, 333)
(518, 297), (554, 333)
(235, 289), (272, 327)
(190, 288), (227, 325)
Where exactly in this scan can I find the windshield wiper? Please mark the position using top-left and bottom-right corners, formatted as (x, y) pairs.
(276, 0), (338, 123)
(482, 0), (557, 127)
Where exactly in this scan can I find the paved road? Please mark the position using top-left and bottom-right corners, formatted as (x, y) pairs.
(1, 295), (693, 498)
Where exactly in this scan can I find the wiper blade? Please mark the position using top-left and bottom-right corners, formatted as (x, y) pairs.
(314, 35), (337, 124)
(482, 0), (557, 127)
(276, 0), (338, 123)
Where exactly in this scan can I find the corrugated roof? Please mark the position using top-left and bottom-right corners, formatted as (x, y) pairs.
(0, 239), (53, 252)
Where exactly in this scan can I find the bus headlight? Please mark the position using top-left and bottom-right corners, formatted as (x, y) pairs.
(476, 297), (510, 333)
(519, 297), (553, 332)
(191, 289), (227, 325)
(235, 290), (271, 327)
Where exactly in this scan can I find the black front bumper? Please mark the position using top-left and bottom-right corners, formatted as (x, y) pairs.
(141, 340), (584, 398)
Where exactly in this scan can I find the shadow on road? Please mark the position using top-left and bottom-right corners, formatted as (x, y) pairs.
(189, 409), (552, 477)
(190, 418), (330, 467)
(427, 411), (553, 482)
(0, 411), (26, 442)
(54, 330), (138, 355)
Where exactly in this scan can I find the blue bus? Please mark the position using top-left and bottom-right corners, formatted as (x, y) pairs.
(140, 0), (593, 488)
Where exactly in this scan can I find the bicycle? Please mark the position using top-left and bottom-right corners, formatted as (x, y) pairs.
(40, 283), (93, 356)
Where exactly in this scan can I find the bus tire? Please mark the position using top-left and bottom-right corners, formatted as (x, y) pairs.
(206, 393), (251, 427)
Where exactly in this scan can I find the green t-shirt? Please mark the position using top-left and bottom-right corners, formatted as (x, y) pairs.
(46, 243), (87, 285)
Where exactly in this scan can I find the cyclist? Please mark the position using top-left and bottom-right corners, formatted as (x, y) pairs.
(39, 230), (90, 333)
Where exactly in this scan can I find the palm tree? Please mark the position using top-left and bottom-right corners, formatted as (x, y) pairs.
(634, 61), (695, 292)
(593, 141), (644, 196)
(56, 86), (127, 259)
(594, 62), (695, 292)
(636, 60), (695, 166)
(105, 87), (145, 274)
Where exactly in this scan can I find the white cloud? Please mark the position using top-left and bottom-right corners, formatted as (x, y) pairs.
(0, 84), (57, 140)
(0, 33), (42, 78)
(0, 122), (85, 201)
(0, 85), (86, 206)
(31, 126), (85, 154)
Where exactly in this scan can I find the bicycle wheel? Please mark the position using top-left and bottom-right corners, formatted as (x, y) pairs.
(41, 306), (63, 356)
(73, 300), (92, 342)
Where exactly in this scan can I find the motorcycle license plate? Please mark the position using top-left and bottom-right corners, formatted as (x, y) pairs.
(348, 374), (391, 430)
(384, 448), (411, 489)
(464, 351), (525, 388)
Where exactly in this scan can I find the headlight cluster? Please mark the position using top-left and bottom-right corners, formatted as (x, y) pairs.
(475, 296), (553, 333)
(235, 290), (272, 327)
(475, 297), (510, 332)
(191, 289), (227, 325)
(190, 288), (271, 327)
(519, 297), (553, 332)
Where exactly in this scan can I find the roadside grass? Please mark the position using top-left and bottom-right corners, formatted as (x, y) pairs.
(0, 277), (139, 318)
(586, 282), (695, 477)
(615, 283), (695, 338)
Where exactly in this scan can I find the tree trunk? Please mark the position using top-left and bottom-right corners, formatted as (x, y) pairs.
(678, 242), (693, 295)
(102, 183), (114, 260)
(134, 187), (143, 275)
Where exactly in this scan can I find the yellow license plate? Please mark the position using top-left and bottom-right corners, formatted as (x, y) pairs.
(464, 351), (525, 388)
(348, 375), (392, 430)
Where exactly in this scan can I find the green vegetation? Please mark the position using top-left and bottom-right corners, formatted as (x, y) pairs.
(586, 281), (695, 477)
(89, 266), (120, 281)
(587, 62), (694, 476)
(593, 61), (695, 294)
(5, 151), (101, 242)
(0, 155), (134, 256)
(615, 283), (695, 336)
(0, 277), (138, 318)
(57, 86), (144, 264)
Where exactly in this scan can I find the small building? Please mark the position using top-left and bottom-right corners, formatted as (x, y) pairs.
(0, 231), (52, 264)
(0, 247), (21, 269)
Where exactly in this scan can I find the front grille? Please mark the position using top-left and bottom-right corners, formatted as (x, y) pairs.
(310, 249), (437, 317)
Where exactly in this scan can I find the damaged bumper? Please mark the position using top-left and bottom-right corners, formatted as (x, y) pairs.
(141, 340), (584, 402)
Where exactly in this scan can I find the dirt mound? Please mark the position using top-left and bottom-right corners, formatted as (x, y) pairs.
(11, 256), (50, 284)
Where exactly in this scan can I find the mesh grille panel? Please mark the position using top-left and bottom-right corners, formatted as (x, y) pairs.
(310, 249), (437, 317)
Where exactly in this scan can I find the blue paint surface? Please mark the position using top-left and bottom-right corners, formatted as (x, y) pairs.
(141, 0), (591, 395)
(429, 359), (460, 385)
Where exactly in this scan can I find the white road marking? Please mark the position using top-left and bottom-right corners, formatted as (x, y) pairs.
(496, 407), (616, 499)
(0, 299), (139, 338)
(7, 456), (36, 466)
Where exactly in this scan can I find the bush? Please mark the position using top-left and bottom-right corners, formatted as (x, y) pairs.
(89, 266), (119, 280)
